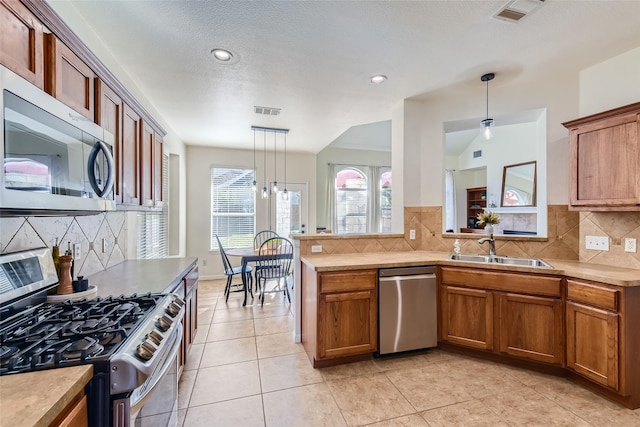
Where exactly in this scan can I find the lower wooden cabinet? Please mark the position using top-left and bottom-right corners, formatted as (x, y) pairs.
(566, 299), (619, 390)
(173, 264), (198, 378)
(440, 285), (493, 351)
(498, 292), (563, 365)
(439, 266), (564, 366)
(302, 267), (377, 367)
(53, 392), (88, 427)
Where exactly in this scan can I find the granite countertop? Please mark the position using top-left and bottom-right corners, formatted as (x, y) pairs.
(88, 257), (198, 297)
(300, 251), (640, 287)
(0, 365), (93, 427)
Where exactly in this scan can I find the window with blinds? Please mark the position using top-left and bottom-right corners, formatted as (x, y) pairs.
(137, 154), (169, 259)
(210, 167), (255, 250)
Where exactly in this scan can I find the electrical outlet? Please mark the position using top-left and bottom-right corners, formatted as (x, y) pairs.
(625, 238), (637, 253)
(585, 236), (609, 251)
(73, 243), (81, 259)
(311, 245), (322, 253)
(409, 229), (416, 240)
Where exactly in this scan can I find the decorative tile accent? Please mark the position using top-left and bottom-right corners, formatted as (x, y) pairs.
(300, 205), (580, 261)
(0, 212), (128, 274)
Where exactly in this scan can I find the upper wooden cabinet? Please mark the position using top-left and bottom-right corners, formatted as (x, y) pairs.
(153, 133), (164, 208)
(140, 121), (155, 207)
(0, 0), (44, 88)
(121, 104), (141, 206)
(563, 103), (640, 211)
(44, 33), (95, 120)
(96, 80), (123, 203)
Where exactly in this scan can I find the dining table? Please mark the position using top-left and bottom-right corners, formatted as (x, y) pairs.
(225, 246), (293, 306)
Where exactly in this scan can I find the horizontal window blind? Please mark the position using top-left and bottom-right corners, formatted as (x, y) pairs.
(138, 154), (169, 259)
(211, 167), (255, 250)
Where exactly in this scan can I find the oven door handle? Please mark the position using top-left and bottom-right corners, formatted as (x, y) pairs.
(129, 323), (182, 414)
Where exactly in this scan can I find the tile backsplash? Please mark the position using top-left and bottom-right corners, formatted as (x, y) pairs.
(0, 212), (128, 277)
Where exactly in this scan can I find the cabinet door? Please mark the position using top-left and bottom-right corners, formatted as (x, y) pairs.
(56, 394), (88, 427)
(96, 80), (123, 203)
(121, 104), (140, 205)
(439, 285), (493, 351)
(498, 293), (563, 365)
(568, 112), (639, 207)
(0, 0), (44, 88)
(153, 133), (164, 208)
(140, 121), (154, 207)
(566, 301), (619, 390)
(318, 289), (377, 359)
(44, 33), (95, 120)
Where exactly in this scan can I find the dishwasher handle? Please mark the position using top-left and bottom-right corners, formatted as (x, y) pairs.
(379, 274), (435, 282)
(379, 266), (435, 277)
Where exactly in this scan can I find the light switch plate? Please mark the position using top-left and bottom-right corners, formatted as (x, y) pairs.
(625, 238), (637, 253)
(311, 245), (322, 253)
(585, 236), (609, 251)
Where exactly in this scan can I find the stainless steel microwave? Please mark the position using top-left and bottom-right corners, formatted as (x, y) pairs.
(1, 65), (115, 214)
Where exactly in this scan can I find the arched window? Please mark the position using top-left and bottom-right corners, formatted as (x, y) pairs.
(379, 170), (392, 233)
(335, 167), (368, 234)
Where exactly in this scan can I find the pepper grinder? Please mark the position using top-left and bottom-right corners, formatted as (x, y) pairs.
(57, 255), (74, 295)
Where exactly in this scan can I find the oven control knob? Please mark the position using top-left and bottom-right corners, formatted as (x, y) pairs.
(156, 315), (173, 332)
(172, 296), (185, 307)
(165, 302), (181, 318)
(147, 330), (163, 345)
(136, 341), (156, 361)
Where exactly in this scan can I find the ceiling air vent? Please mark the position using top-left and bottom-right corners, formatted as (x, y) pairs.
(493, 0), (545, 23)
(254, 106), (281, 116)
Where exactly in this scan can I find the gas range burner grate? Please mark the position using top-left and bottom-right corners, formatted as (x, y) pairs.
(0, 293), (163, 375)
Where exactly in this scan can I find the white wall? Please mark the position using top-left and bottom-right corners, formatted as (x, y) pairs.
(401, 70), (579, 208)
(579, 46), (640, 116)
(185, 146), (316, 278)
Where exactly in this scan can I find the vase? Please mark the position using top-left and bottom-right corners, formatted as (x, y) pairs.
(485, 224), (494, 235)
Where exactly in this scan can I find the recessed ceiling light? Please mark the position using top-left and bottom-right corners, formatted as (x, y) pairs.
(211, 48), (234, 62)
(370, 75), (387, 84)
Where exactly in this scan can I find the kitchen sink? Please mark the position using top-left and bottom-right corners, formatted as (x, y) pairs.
(448, 253), (552, 268)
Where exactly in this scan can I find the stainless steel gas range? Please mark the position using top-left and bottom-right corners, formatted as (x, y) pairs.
(0, 248), (184, 427)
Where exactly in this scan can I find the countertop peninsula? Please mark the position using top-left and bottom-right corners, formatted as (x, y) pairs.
(300, 251), (640, 287)
(0, 365), (93, 427)
(88, 257), (198, 297)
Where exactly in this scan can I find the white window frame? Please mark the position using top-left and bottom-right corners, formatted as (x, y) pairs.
(210, 166), (256, 250)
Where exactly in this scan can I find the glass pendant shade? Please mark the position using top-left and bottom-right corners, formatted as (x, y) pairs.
(481, 118), (494, 140)
(480, 72), (495, 140)
(282, 188), (289, 200)
(272, 181), (278, 192)
(261, 186), (269, 199)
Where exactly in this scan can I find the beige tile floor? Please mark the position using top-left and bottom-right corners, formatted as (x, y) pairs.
(178, 279), (640, 426)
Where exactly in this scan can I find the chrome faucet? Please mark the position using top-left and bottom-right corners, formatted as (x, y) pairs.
(478, 237), (496, 256)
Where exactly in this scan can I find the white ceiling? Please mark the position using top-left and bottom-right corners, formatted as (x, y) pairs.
(54, 1), (640, 154)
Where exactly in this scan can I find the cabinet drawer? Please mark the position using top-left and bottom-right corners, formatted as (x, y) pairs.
(567, 279), (619, 312)
(319, 270), (376, 294)
(440, 267), (561, 297)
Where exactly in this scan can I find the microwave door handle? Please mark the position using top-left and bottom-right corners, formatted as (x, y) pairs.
(87, 140), (115, 198)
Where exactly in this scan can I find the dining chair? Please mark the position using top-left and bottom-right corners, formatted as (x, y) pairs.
(255, 237), (294, 306)
(254, 230), (279, 249)
(215, 235), (253, 304)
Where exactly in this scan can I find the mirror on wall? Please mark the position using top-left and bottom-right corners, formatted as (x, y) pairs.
(501, 161), (536, 207)
(443, 108), (547, 237)
(316, 120), (392, 234)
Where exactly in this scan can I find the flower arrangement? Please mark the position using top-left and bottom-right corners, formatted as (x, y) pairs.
(476, 210), (500, 226)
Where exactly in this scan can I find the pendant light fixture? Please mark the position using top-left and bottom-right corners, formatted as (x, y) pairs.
(272, 131), (278, 193)
(282, 132), (289, 200)
(480, 72), (495, 140)
(252, 128), (257, 192)
(261, 130), (268, 199)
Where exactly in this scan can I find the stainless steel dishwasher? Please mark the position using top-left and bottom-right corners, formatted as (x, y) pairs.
(378, 266), (437, 355)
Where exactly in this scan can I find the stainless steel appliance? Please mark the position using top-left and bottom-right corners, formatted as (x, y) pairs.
(0, 65), (115, 214)
(0, 248), (183, 427)
(378, 266), (437, 355)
